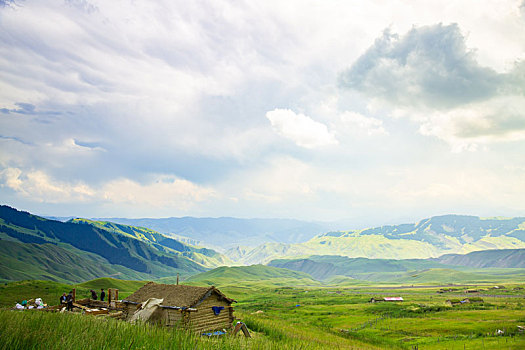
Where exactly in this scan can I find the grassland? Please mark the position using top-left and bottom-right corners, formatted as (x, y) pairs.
(1, 276), (524, 349)
(233, 284), (525, 349)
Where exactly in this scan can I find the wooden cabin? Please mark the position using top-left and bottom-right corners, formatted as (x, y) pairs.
(122, 282), (236, 333)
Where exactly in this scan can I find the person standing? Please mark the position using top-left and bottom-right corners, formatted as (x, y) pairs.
(100, 288), (106, 302)
(60, 293), (67, 305)
(91, 289), (97, 300)
(66, 291), (73, 311)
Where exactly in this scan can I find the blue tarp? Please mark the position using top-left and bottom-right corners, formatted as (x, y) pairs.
(202, 331), (225, 337)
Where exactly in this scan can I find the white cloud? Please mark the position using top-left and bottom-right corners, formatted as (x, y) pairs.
(266, 108), (337, 148)
(419, 96), (525, 151)
(0, 168), (94, 202)
(0, 168), (214, 211)
(102, 176), (215, 209)
(337, 111), (387, 136)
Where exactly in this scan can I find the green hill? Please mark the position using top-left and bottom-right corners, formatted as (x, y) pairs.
(0, 280), (73, 307)
(268, 255), (447, 280)
(0, 205), (209, 283)
(0, 240), (153, 283)
(436, 248), (525, 268)
(184, 265), (321, 292)
(390, 267), (525, 284)
(75, 277), (146, 295)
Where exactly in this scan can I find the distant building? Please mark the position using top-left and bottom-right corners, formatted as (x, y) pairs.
(369, 297), (403, 303)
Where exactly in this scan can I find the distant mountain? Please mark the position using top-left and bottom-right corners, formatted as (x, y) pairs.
(93, 216), (331, 250)
(232, 215), (525, 264)
(0, 205), (227, 283)
(435, 248), (525, 268)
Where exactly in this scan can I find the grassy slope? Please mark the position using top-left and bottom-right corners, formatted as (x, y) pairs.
(75, 277), (146, 295)
(0, 206), (208, 282)
(0, 280), (73, 307)
(437, 248), (525, 268)
(269, 255), (447, 281)
(0, 240), (153, 284)
(184, 265), (321, 295)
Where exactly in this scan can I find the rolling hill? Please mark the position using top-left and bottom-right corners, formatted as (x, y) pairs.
(0, 205), (223, 283)
(183, 264), (321, 291)
(268, 249), (525, 283)
(269, 255), (447, 281)
(435, 248), (525, 268)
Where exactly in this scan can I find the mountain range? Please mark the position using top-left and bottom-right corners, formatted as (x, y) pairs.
(2, 205), (525, 285)
(87, 216), (332, 250)
(230, 215), (525, 264)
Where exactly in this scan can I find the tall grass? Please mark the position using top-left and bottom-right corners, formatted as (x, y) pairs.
(0, 310), (205, 350)
(0, 310), (378, 350)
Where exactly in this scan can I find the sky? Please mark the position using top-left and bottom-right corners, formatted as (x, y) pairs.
(1, 0), (525, 227)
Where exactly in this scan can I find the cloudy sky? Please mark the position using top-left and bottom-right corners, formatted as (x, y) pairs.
(1, 0), (525, 226)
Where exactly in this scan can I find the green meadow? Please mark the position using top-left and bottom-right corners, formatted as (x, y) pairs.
(1, 275), (524, 349)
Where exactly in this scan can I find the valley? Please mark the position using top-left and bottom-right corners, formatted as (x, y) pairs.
(2, 205), (525, 349)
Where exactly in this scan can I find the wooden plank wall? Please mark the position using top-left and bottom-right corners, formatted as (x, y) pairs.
(187, 295), (233, 333)
(166, 309), (184, 327)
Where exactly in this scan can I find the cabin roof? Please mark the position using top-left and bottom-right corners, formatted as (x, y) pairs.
(124, 282), (235, 308)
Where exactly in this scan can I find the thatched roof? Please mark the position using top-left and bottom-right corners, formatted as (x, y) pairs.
(124, 282), (235, 308)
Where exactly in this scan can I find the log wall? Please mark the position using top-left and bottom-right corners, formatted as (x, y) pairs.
(166, 309), (184, 327)
(187, 295), (234, 333)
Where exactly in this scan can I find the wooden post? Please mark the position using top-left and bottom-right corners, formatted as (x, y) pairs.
(108, 288), (112, 304)
(177, 273), (179, 285)
(72, 288), (76, 302)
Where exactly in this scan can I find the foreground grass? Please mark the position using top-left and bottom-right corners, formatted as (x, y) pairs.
(0, 310), (378, 350)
